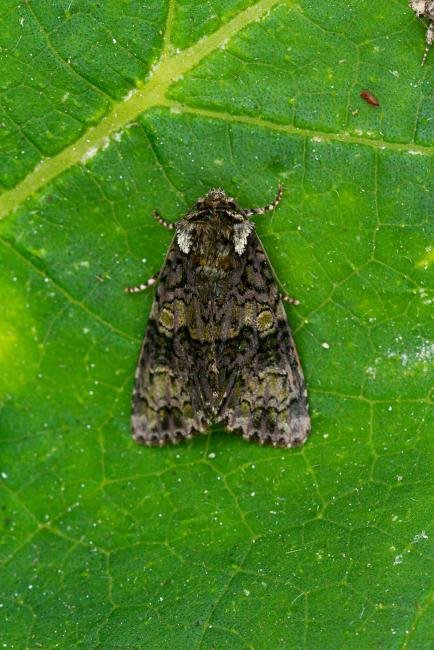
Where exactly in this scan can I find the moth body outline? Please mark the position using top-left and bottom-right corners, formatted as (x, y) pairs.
(126, 186), (311, 448)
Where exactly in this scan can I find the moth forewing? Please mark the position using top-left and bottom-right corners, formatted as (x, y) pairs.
(127, 187), (310, 448)
(219, 229), (310, 447)
(130, 239), (208, 446)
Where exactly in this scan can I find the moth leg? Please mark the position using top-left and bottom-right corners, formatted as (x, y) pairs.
(280, 291), (300, 306)
(244, 184), (283, 217)
(152, 210), (175, 230)
(124, 273), (158, 294)
(422, 21), (433, 64)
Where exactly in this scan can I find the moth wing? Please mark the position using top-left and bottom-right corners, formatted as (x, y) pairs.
(218, 233), (310, 447)
(132, 242), (208, 446)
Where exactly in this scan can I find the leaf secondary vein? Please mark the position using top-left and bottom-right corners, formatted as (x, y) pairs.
(0, 0), (432, 223)
(161, 102), (434, 156)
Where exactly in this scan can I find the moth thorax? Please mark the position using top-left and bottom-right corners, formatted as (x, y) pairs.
(198, 237), (232, 257)
(192, 240), (234, 278)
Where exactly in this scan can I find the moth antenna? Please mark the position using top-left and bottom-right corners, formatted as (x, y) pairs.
(244, 184), (283, 217)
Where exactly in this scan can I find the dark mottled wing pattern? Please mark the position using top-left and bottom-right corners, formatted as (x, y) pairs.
(132, 241), (209, 445)
(132, 230), (310, 448)
(218, 233), (310, 447)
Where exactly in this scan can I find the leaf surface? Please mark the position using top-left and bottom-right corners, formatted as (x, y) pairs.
(0, 1), (433, 648)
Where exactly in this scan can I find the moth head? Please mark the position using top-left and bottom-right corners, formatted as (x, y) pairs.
(194, 188), (242, 217)
(176, 189), (254, 256)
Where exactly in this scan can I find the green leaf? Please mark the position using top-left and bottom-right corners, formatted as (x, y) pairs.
(0, 1), (433, 648)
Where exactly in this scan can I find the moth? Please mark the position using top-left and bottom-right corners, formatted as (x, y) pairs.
(360, 90), (380, 107)
(409, 0), (434, 64)
(125, 186), (310, 448)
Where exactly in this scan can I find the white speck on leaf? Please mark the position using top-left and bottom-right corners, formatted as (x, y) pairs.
(81, 146), (98, 163)
(123, 88), (137, 101)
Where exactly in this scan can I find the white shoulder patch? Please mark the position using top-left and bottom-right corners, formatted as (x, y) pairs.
(176, 223), (193, 254)
(233, 221), (254, 255)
